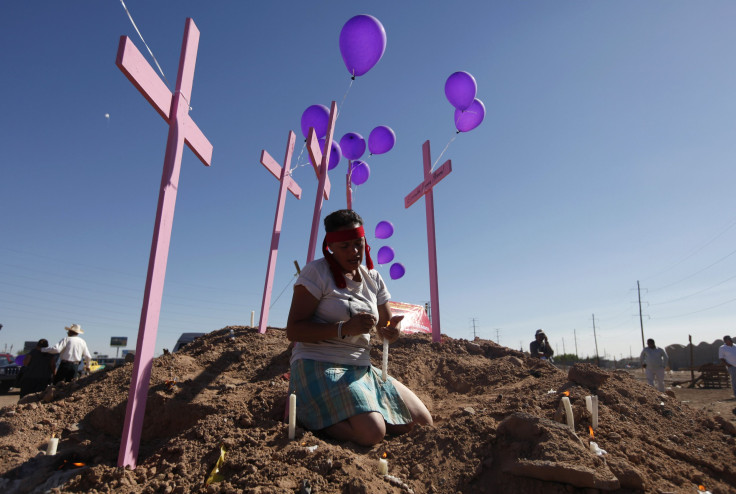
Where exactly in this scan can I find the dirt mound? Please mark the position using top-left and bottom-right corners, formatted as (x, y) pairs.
(1, 327), (735, 493)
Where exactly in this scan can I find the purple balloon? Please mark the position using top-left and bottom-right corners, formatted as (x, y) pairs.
(349, 160), (370, 185)
(389, 262), (405, 280)
(368, 125), (395, 155)
(15, 355), (24, 365)
(374, 220), (394, 239)
(377, 246), (395, 265)
(445, 71), (477, 111)
(339, 14), (387, 78)
(454, 98), (486, 133)
(339, 132), (366, 160)
(300, 104), (329, 139)
(313, 138), (342, 170)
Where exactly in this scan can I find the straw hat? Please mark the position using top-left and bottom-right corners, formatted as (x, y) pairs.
(65, 323), (84, 334)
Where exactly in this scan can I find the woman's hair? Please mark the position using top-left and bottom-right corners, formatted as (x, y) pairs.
(37, 339), (49, 348)
(324, 209), (363, 232)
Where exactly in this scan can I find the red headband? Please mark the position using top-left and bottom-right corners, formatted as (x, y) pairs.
(322, 226), (374, 288)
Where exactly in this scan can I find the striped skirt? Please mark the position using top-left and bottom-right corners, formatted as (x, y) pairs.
(289, 359), (412, 431)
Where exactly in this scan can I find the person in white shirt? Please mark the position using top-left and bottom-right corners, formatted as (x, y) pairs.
(286, 210), (432, 446)
(640, 338), (669, 392)
(42, 324), (91, 384)
(718, 335), (736, 399)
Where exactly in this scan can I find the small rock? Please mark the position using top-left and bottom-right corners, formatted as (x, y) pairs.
(463, 407), (476, 415)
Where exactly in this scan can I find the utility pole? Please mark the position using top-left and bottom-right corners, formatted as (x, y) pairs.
(471, 318), (478, 339)
(562, 337), (566, 356)
(574, 329), (579, 358)
(592, 314), (600, 367)
(637, 280), (645, 349)
(689, 334), (695, 385)
(495, 328), (501, 344)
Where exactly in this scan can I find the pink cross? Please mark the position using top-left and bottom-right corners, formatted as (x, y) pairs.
(346, 164), (353, 210)
(404, 140), (453, 343)
(115, 18), (212, 468)
(305, 101), (338, 263)
(258, 131), (302, 333)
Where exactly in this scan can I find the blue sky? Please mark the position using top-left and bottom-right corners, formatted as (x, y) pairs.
(2, 1), (736, 361)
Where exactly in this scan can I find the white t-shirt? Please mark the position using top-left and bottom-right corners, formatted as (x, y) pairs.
(42, 335), (91, 364)
(290, 258), (390, 366)
(719, 344), (736, 366)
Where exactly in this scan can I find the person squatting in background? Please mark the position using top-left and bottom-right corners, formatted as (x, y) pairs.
(530, 329), (554, 361)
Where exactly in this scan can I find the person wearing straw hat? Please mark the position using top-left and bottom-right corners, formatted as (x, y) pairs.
(42, 324), (91, 384)
(286, 209), (433, 446)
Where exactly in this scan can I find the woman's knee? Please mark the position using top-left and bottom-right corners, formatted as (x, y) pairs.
(350, 413), (386, 446)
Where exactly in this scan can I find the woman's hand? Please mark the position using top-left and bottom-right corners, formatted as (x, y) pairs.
(378, 315), (404, 344)
(343, 312), (377, 337)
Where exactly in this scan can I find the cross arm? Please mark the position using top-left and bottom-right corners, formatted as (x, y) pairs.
(404, 160), (453, 208)
(117, 35), (213, 167)
(305, 128), (331, 199)
(260, 150), (302, 199)
(116, 36), (172, 122)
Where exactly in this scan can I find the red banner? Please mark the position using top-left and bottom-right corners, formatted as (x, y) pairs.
(389, 301), (431, 334)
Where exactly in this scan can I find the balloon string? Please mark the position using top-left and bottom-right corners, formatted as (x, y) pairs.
(118, 0), (171, 89)
(337, 78), (354, 119)
(431, 135), (457, 172)
(288, 141), (307, 175)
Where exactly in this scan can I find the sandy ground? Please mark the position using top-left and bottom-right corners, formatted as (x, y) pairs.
(1, 328), (736, 493)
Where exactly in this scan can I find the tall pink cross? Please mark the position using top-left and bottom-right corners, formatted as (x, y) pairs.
(305, 101), (338, 263)
(404, 140), (453, 343)
(258, 131), (302, 333)
(346, 163), (353, 210)
(115, 18), (212, 468)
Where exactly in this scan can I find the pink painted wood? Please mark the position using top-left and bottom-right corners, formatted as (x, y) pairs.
(305, 101), (338, 263)
(346, 163), (353, 210)
(403, 141), (452, 343)
(115, 18), (212, 469)
(258, 131), (301, 334)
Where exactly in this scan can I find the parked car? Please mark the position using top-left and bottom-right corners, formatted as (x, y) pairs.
(0, 357), (21, 394)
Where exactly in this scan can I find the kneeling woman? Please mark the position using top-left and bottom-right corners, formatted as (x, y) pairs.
(286, 210), (433, 446)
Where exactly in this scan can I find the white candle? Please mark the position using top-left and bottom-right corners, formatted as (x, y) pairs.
(585, 396), (592, 414)
(591, 395), (598, 429)
(288, 393), (296, 440)
(46, 437), (59, 456)
(251, 311), (255, 327)
(561, 397), (574, 431)
(378, 458), (388, 475)
(382, 339), (389, 382)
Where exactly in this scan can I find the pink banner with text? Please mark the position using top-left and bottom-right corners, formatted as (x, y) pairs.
(389, 301), (431, 334)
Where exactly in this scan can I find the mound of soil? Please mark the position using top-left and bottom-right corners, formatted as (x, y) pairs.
(1, 327), (735, 493)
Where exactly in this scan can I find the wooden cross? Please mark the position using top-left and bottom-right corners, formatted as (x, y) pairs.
(305, 101), (338, 263)
(346, 164), (353, 210)
(115, 18), (212, 469)
(258, 131), (301, 333)
(404, 140), (452, 343)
